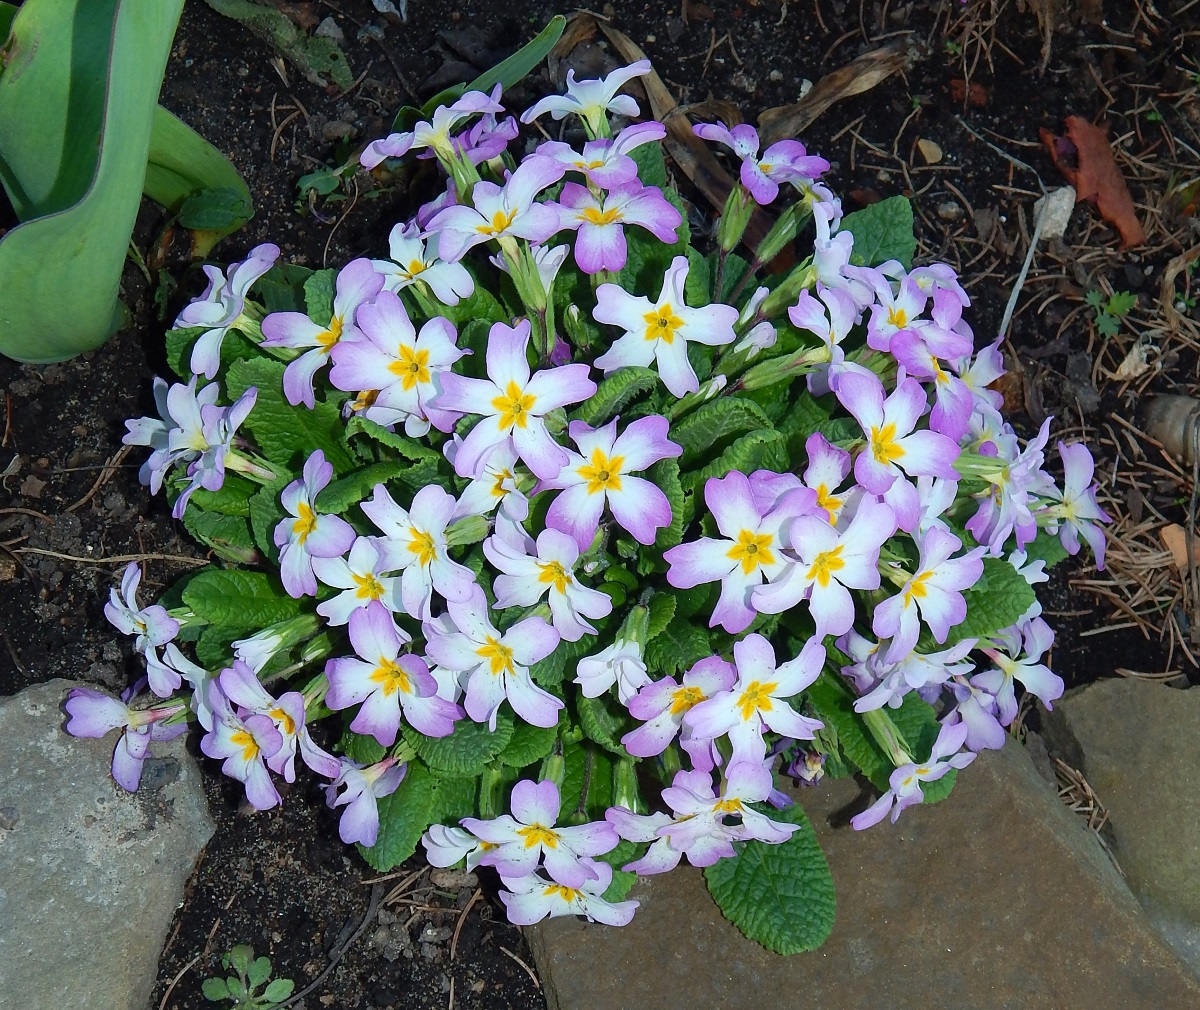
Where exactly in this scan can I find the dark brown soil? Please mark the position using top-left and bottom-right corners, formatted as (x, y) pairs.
(2, 0), (1198, 1007)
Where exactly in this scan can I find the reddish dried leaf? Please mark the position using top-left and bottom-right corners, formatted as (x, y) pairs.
(1040, 116), (1146, 249)
(949, 79), (988, 107)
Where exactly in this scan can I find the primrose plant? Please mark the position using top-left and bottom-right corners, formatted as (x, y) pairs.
(67, 60), (1108, 955)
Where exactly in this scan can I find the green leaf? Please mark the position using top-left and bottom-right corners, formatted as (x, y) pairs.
(645, 621), (711, 677)
(247, 956), (272, 988)
(684, 247), (711, 305)
(703, 803), (835, 954)
(432, 280), (508, 328)
(256, 263), (313, 315)
(650, 457), (687, 550)
(577, 694), (630, 756)
(840, 196), (917, 270)
(362, 762), (437, 870)
(226, 357), (355, 473)
(529, 634), (596, 688)
(0, 0), (188, 361)
(559, 742), (615, 820)
(403, 714), (515, 778)
(201, 977), (230, 1001)
(345, 415), (445, 463)
(204, 0), (353, 89)
(1095, 312), (1121, 337)
(1107, 290), (1137, 316)
(930, 556), (1037, 649)
(428, 773), (480, 824)
(497, 721), (558, 769)
(1022, 530), (1069, 570)
(183, 509), (257, 564)
(804, 671), (890, 788)
(671, 397), (775, 468)
(631, 141), (669, 190)
(228, 945), (253, 975)
(262, 977), (295, 1003)
(177, 186), (252, 232)
(646, 593), (677, 642)
(182, 569), (301, 632)
(685, 428), (788, 490)
(188, 474), (257, 517)
(303, 269), (336, 325)
(196, 625), (237, 669)
(248, 477), (290, 561)
(596, 840), (639, 902)
(775, 391), (861, 459)
(316, 461), (422, 515)
(569, 367), (659, 426)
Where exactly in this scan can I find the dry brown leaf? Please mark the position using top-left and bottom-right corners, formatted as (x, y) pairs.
(1159, 524), (1196, 571)
(949, 79), (988, 107)
(757, 40), (909, 144)
(916, 138), (942, 165)
(1039, 117), (1146, 249)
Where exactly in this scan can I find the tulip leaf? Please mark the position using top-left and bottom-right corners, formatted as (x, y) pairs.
(704, 803), (835, 955)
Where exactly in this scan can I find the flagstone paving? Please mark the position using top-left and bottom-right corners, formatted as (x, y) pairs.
(527, 743), (1200, 1010)
(0, 679), (214, 1010)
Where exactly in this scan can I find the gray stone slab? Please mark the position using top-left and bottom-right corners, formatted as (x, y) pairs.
(1044, 677), (1200, 973)
(527, 743), (1200, 1010)
(0, 680), (214, 1010)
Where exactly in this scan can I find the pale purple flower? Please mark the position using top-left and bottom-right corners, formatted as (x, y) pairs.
(836, 370), (960, 531)
(812, 202), (876, 310)
(361, 483), (478, 620)
(802, 432), (856, 526)
(604, 800), (730, 875)
(217, 661), (317, 784)
(360, 86), (506, 168)
(463, 778), (619, 887)
(425, 158), (564, 263)
(159, 643), (217, 731)
(976, 616), (1062, 720)
(692, 121), (828, 205)
(664, 470), (815, 634)
(448, 438), (530, 533)
(593, 256), (738, 397)
(200, 678), (284, 811)
(788, 284), (862, 396)
(434, 319), (596, 481)
(851, 638), (976, 712)
(621, 656), (737, 763)
(273, 450), (356, 598)
(313, 537), (404, 626)
(484, 527), (613, 642)
(575, 638), (650, 705)
(752, 496), (897, 640)
(324, 756), (407, 846)
(370, 221), (475, 305)
(104, 562), (180, 697)
(685, 634), (825, 762)
(531, 121), (667, 188)
(540, 415), (681, 551)
(866, 273), (929, 353)
(499, 863), (638, 927)
(945, 674), (1008, 751)
(489, 243), (570, 297)
(658, 760), (799, 850)
(873, 525), (985, 664)
(452, 111), (519, 165)
(1041, 441), (1109, 568)
(423, 587), (563, 730)
(179, 243), (280, 378)
(422, 823), (493, 871)
(325, 601), (461, 745)
(329, 291), (466, 438)
(851, 721), (976, 829)
(64, 686), (187, 792)
(520, 60), (652, 136)
(965, 417), (1057, 554)
(260, 258), (384, 408)
(550, 181), (681, 274)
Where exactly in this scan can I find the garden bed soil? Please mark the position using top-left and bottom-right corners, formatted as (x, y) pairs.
(2, 0), (1198, 1006)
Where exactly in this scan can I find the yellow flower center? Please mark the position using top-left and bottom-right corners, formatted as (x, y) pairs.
(544, 883), (581, 902)
(887, 306), (908, 329)
(316, 314), (344, 353)
(269, 706), (296, 737)
(230, 729), (259, 762)
(370, 655), (413, 697)
(903, 570), (934, 608)
(491, 467), (514, 498)
(870, 422), (904, 466)
(351, 389), (379, 411)
(477, 208), (517, 236)
(806, 545), (846, 588)
(580, 205), (622, 226)
(406, 259), (428, 278)
(538, 560), (572, 595)
(408, 529), (438, 567)
(476, 635), (515, 676)
(518, 823), (560, 849)
(737, 680), (778, 721)
(292, 501), (318, 543)
(643, 303), (685, 344)
(492, 379), (537, 431)
(352, 571), (386, 601)
(714, 798), (744, 815)
(727, 530), (776, 575)
(577, 448), (625, 495)
(574, 158), (607, 171)
(387, 344), (431, 391)
(815, 483), (843, 518)
(669, 685), (706, 715)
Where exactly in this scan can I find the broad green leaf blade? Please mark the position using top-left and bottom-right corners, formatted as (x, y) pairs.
(0, 0), (186, 361)
(182, 569), (302, 632)
(645, 620), (711, 677)
(0, 2), (16, 40)
(923, 556), (1036, 650)
(402, 715), (515, 778)
(671, 396), (775, 468)
(569, 367), (658, 426)
(497, 721), (558, 769)
(703, 804), (835, 954)
(840, 195), (917, 270)
(361, 762), (437, 870)
(804, 671), (891, 788)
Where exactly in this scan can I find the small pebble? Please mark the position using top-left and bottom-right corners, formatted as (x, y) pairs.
(315, 16), (347, 46)
(936, 200), (964, 221)
(769, 69), (783, 82)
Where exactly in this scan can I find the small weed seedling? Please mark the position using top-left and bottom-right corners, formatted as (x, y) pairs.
(201, 945), (294, 1009)
(1086, 289), (1136, 337)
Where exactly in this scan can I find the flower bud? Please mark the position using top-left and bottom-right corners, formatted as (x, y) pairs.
(613, 758), (645, 814)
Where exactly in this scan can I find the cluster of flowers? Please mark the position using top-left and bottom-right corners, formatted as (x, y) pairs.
(66, 59), (1107, 931)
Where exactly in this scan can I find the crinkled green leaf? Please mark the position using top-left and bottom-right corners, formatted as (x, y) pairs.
(183, 509), (256, 564)
(645, 620), (711, 677)
(316, 461), (424, 515)
(187, 474), (256, 517)
(1022, 530), (1070, 570)
(804, 671), (891, 788)
(345, 415), (445, 463)
(569, 366), (658, 426)
(256, 263), (313, 315)
(685, 428), (789, 490)
(497, 721), (559, 769)
(840, 195), (916, 270)
(303, 268), (336, 325)
(775, 390), (861, 459)
(559, 742), (615, 821)
(650, 457), (687, 550)
(529, 634), (596, 689)
(226, 357), (355, 473)
(403, 714), (514, 778)
(703, 803), (835, 954)
(432, 280), (508, 328)
(196, 624), (238, 671)
(684, 247), (711, 305)
(428, 773), (479, 824)
(577, 693), (630, 756)
(646, 593), (677, 642)
(672, 396), (775, 468)
(248, 476), (290, 562)
(182, 569), (301, 632)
